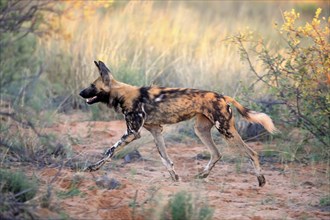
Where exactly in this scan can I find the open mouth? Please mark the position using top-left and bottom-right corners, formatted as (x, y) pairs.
(86, 96), (98, 104)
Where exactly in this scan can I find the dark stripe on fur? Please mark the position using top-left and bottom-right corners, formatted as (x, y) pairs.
(139, 87), (151, 101)
(237, 107), (250, 119)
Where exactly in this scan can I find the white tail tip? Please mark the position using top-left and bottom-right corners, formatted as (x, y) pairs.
(247, 111), (278, 134)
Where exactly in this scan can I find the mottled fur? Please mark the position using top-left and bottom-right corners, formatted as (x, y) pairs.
(79, 61), (277, 187)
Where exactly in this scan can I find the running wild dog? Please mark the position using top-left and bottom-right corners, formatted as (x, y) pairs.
(79, 61), (277, 187)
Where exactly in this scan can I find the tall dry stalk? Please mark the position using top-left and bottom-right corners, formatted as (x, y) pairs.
(41, 1), (302, 95)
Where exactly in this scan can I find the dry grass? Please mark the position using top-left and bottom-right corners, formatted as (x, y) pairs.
(40, 1), (318, 96)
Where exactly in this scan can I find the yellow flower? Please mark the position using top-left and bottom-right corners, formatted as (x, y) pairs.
(312, 18), (321, 26)
(304, 23), (313, 32)
(315, 8), (322, 19)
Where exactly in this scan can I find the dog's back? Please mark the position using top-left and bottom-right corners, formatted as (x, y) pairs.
(138, 87), (230, 126)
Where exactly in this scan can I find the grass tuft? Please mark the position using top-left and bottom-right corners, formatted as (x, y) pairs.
(161, 191), (213, 220)
(0, 169), (37, 203)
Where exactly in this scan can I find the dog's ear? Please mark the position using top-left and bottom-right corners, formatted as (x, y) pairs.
(98, 60), (111, 73)
(98, 60), (112, 86)
(94, 60), (100, 70)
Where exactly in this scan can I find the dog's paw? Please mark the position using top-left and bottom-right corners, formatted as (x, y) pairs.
(195, 172), (209, 179)
(168, 171), (180, 182)
(257, 175), (266, 187)
(83, 166), (92, 172)
(83, 165), (98, 172)
(173, 174), (180, 182)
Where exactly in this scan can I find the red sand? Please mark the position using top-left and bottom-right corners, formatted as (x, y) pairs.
(28, 113), (330, 219)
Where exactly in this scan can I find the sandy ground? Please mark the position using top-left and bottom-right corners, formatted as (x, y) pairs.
(23, 113), (329, 219)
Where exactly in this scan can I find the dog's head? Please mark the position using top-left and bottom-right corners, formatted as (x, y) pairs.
(79, 60), (113, 105)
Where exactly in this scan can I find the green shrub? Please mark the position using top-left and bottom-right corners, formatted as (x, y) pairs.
(56, 187), (82, 199)
(319, 195), (330, 207)
(0, 169), (37, 202)
(229, 8), (329, 152)
(0, 1), (65, 165)
(162, 191), (213, 220)
(169, 191), (193, 220)
(198, 205), (214, 220)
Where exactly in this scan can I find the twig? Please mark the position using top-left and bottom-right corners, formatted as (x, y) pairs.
(14, 64), (44, 106)
(0, 112), (44, 138)
(141, 186), (161, 205)
(243, 131), (269, 142)
(0, 139), (27, 161)
(132, 190), (139, 220)
(14, 188), (34, 199)
(236, 36), (273, 88)
(50, 94), (72, 117)
(49, 161), (64, 185)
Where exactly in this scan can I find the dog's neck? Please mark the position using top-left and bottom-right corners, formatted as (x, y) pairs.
(108, 79), (140, 112)
(110, 79), (139, 98)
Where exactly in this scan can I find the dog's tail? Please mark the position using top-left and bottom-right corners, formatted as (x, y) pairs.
(223, 96), (278, 134)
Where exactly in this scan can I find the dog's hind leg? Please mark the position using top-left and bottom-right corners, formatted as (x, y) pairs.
(224, 128), (266, 187)
(194, 114), (222, 179)
(145, 124), (179, 181)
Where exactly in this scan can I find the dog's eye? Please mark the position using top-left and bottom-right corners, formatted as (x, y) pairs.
(91, 84), (95, 88)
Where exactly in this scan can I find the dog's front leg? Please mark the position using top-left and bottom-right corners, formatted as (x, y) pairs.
(84, 131), (140, 172)
(84, 110), (144, 172)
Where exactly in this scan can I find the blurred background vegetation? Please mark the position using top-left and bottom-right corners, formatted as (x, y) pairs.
(1, 0), (329, 160)
(0, 0), (329, 218)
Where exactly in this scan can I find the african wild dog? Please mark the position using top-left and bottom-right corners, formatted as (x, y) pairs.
(79, 60), (277, 187)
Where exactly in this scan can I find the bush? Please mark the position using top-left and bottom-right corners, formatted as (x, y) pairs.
(0, 169), (37, 202)
(162, 191), (213, 220)
(169, 191), (193, 220)
(0, 1), (66, 165)
(229, 8), (329, 151)
(319, 195), (330, 207)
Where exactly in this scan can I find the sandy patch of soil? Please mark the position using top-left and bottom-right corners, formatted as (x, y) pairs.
(24, 114), (330, 219)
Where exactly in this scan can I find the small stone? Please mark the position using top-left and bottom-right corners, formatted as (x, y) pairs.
(96, 175), (121, 190)
(301, 181), (315, 187)
(124, 150), (142, 163)
(195, 153), (211, 160)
